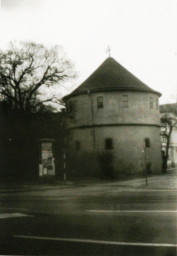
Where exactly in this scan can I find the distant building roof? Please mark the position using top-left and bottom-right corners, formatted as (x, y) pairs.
(64, 57), (161, 99)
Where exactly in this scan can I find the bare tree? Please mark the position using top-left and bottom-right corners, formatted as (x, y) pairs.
(160, 104), (177, 172)
(0, 41), (75, 113)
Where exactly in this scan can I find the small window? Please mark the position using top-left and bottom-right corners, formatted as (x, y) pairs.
(97, 96), (103, 109)
(150, 97), (154, 109)
(156, 98), (159, 110)
(144, 138), (150, 148)
(76, 141), (80, 151)
(105, 138), (113, 150)
(122, 95), (128, 108)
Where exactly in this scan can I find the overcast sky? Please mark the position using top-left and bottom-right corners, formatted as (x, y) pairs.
(0, 0), (177, 103)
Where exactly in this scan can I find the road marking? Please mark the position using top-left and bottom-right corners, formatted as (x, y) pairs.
(0, 213), (33, 219)
(86, 210), (177, 213)
(14, 235), (177, 248)
(1, 207), (27, 211)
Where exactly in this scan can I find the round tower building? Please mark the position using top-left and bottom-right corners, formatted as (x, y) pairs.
(64, 57), (162, 177)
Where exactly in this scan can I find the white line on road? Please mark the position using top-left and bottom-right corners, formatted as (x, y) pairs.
(0, 207), (28, 211)
(86, 210), (177, 213)
(0, 213), (33, 219)
(14, 235), (177, 248)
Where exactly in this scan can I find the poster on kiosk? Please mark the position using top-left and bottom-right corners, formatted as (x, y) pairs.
(39, 139), (55, 177)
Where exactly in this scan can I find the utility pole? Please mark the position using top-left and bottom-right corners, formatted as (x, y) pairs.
(144, 138), (150, 186)
(63, 152), (67, 182)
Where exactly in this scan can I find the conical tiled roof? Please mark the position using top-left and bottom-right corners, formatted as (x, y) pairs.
(65, 57), (161, 98)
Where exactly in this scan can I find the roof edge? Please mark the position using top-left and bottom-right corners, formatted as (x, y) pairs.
(63, 87), (161, 100)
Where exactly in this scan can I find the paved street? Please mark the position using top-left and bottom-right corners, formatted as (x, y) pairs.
(0, 170), (177, 255)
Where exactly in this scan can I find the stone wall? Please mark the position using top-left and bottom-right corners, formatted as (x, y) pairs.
(67, 125), (162, 177)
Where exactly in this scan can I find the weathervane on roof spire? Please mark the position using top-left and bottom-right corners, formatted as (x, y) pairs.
(105, 45), (111, 57)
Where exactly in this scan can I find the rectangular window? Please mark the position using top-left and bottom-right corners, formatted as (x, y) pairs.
(156, 98), (159, 110)
(76, 141), (81, 151)
(105, 138), (113, 150)
(97, 96), (103, 109)
(144, 138), (150, 148)
(150, 97), (154, 109)
(122, 95), (128, 108)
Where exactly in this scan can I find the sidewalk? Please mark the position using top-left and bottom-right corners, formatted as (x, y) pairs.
(110, 170), (177, 190)
(0, 168), (176, 193)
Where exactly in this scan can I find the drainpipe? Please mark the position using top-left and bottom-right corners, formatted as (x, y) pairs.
(144, 146), (148, 186)
(87, 90), (96, 150)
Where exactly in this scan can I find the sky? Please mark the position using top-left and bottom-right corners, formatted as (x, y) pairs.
(0, 0), (177, 104)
